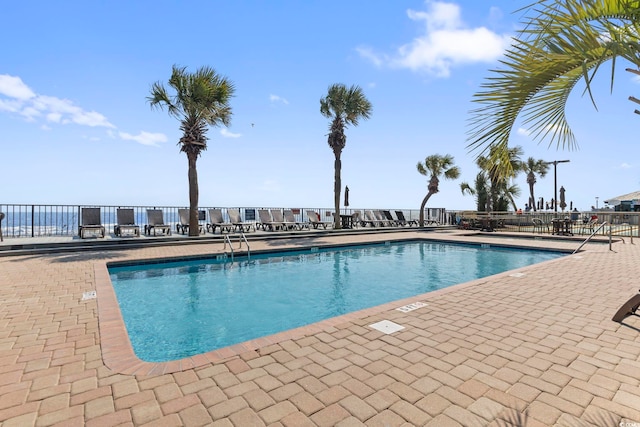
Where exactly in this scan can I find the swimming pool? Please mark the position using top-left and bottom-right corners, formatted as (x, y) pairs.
(108, 241), (564, 362)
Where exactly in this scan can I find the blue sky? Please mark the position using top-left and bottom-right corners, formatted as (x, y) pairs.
(2, 0), (639, 211)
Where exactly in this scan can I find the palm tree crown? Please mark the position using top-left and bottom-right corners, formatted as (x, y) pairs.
(416, 154), (460, 226)
(148, 65), (235, 236)
(467, 0), (640, 178)
(320, 84), (372, 228)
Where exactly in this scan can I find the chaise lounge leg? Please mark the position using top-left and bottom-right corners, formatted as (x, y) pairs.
(612, 290), (640, 322)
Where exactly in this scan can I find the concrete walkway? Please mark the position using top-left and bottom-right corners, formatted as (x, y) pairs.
(0, 230), (639, 426)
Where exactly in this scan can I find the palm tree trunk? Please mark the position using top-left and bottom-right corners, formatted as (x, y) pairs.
(419, 192), (433, 226)
(529, 182), (536, 212)
(334, 154), (342, 229)
(187, 154), (199, 237)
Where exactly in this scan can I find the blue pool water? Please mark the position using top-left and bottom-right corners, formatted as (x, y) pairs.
(108, 241), (564, 362)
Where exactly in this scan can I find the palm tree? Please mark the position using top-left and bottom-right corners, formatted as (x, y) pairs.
(476, 145), (523, 212)
(521, 157), (549, 211)
(320, 84), (372, 229)
(460, 171), (521, 212)
(148, 65), (235, 236)
(416, 154), (460, 226)
(467, 0), (640, 178)
(460, 173), (489, 211)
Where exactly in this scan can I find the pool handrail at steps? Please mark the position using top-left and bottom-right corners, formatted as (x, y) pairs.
(222, 232), (250, 262)
(573, 221), (608, 254)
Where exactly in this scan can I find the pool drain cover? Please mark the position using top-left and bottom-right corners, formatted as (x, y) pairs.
(369, 320), (405, 334)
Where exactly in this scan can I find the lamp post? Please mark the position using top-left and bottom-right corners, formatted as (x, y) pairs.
(595, 197), (599, 209)
(544, 160), (570, 214)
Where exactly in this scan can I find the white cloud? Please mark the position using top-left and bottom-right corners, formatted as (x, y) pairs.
(119, 131), (167, 146)
(358, 1), (512, 77)
(0, 75), (36, 100)
(517, 127), (531, 136)
(618, 162), (632, 169)
(220, 128), (242, 138)
(0, 74), (116, 129)
(269, 94), (289, 105)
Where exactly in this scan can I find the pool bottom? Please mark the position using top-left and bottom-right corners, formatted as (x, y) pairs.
(95, 237), (570, 375)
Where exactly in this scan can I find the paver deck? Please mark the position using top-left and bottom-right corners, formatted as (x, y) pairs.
(1, 229), (639, 426)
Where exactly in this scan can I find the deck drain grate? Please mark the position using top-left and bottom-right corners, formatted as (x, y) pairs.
(369, 320), (405, 334)
(396, 301), (428, 313)
(82, 291), (97, 301)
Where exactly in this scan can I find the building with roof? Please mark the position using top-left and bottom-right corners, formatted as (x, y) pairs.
(604, 190), (640, 211)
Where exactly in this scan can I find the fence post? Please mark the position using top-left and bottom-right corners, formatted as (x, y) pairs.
(31, 205), (34, 237)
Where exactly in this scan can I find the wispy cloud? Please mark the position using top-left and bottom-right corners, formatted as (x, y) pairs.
(517, 127), (531, 136)
(357, 1), (512, 77)
(0, 74), (168, 146)
(0, 75), (115, 128)
(220, 128), (242, 138)
(119, 131), (167, 147)
(618, 162), (632, 169)
(269, 94), (289, 105)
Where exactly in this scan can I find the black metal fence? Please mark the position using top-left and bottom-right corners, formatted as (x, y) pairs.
(0, 204), (441, 239)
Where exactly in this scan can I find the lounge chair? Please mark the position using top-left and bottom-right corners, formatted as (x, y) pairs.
(114, 208), (140, 237)
(306, 211), (332, 229)
(227, 208), (255, 232)
(382, 210), (400, 226)
(207, 209), (233, 234)
(145, 209), (171, 236)
(0, 212), (4, 241)
(395, 210), (418, 227)
(270, 209), (297, 230)
(258, 209), (284, 231)
(79, 207), (105, 238)
(283, 209), (308, 230)
(177, 208), (204, 235)
(361, 210), (383, 227)
(532, 218), (549, 234)
(612, 289), (640, 322)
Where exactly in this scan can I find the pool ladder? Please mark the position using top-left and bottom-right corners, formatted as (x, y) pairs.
(222, 233), (250, 262)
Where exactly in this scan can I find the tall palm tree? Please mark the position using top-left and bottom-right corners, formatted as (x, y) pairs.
(148, 65), (235, 236)
(416, 154), (460, 226)
(521, 157), (549, 211)
(320, 84), (372, 229)
(467, 0), (640, 178)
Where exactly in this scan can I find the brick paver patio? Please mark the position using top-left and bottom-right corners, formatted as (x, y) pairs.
(1, 230), (639, 426)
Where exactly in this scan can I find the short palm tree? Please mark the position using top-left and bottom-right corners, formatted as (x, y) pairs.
(416, 155), (460, 226)
(476, 145), (523, 212)
(467, 0), (640, 178)
(521, 157), (549, 211)
(148, 65), (235, 236)
(320, 84), (372, 229)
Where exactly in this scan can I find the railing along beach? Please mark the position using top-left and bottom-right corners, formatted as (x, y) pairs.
(0, 204), (437, 239)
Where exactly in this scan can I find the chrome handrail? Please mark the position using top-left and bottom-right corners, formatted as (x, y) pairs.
(573, 221), (607, 254)
(223, 234), (234, 261)
(239, 233), (250, 259)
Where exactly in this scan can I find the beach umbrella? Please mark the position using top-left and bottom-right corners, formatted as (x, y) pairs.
(560, 186), (567, 211)
(344, 186), (349, 207)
